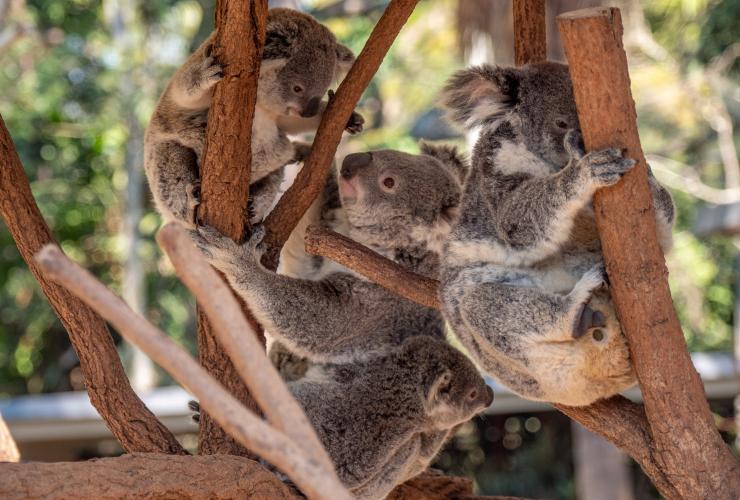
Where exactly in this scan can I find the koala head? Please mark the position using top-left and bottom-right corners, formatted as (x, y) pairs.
(398, 336), (492, 429)
(441, 62), (580, 168)
(337, 143), (469, 252)
(259, 8), (355, 118)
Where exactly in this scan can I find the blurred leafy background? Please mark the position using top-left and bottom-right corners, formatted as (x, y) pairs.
(0, 0), (737, 497)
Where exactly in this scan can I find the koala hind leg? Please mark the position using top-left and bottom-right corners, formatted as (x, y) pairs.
(147, 141), (200, 227)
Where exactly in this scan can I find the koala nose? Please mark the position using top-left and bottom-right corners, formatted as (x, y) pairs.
(341, 152), (373, 179)
(300, 96), (321, 118)
(483, 386), (494, 407)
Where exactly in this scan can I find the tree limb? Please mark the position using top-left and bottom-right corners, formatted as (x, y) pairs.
(261, 0), (420, 269)
(0, 113), (185, 455)
(157, 223), (334, 472)
(195, 0), (268, 456)
(34, 244), (352, 500)
(558, 8), (740, 499)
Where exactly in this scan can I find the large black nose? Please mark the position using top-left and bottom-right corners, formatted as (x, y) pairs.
(300, 96), (321, 118)
(341, 152), (372, 179)
(484, 386), (494, 407)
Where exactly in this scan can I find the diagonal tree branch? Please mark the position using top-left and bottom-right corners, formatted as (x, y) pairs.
(195, 0), (268, 457)
(157, 223), (334, 472)
(261, 0), (420, 269)
(558, 8), (739, 499)
(0, 113), (185, 456)
(35, 244), (352, 500)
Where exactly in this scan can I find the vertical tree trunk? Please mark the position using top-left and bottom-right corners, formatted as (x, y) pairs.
(195, 0), (268, 456)
(513, 0), (546, 66)
(558, 8), (740, 499)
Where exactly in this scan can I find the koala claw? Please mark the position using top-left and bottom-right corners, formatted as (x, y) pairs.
(585, 148), (636, 187)
(345, 111), (365, 135)
(200, 56), (224, 88)
(188, 400), (200, 423)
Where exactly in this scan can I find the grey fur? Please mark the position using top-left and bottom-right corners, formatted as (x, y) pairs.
(439, 62), (675, 406)
(144, 8), (363, 227)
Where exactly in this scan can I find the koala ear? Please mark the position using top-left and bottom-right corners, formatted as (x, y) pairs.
(263, 18), (300, 60)
(334, 43), (355, 79)
(441, 65), (520, 129)
(419, 141), (470, 184)
(426, 369), (452, 407)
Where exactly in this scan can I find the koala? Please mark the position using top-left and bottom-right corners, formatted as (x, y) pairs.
(144, 8), (364, 227)
(438, 62), (675, 406)
(189, 144), (469, 365)
(191, 336), (492, 499)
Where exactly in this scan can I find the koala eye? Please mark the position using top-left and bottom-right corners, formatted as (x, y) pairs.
(467, 389), (478, 401)
(591, 328), (606, 343)
(293, 85), (304, 94)
(555, 119), (569, 130)
(380, 176), (396, 192)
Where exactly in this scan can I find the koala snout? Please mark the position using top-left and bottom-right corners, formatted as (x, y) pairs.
(341, 152), (373, 179)
(300, 96), (322, 117)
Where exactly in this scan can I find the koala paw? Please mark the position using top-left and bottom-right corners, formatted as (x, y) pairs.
(345, 111), (365, 135)
(583, 148), (636, 188)
(569, 264), (609, 338)
(188, 224), (244, 272)
(572, 301), (607, 339)
(292, 141), (312, 163)
(187, 45), (223, 96)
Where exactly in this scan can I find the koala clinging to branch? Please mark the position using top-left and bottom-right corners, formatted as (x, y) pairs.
(190, 144), (469, 364)
(191, 336), (492, 500)
(439, 62), (675, 406)
(144, 8), (364, 227)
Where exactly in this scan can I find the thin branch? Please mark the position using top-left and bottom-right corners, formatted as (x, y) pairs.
(0, 113), (185, 455)
(156, 223), (334, 473)
(647, 155), (740, 204)
(34, 244), (352, 500)
(261, 0), (420, 269)
(0, 411), (19, 462)
(304, 225), (441, 309)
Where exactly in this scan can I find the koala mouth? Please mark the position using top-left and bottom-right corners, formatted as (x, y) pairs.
(285, 105), (301, 117)
(338, 176), (359, 204)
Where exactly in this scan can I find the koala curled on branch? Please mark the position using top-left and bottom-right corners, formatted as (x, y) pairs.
(144, 8), (364, 227)
(190, 144), (469, 365)
(439, 62), (675, 406)
(191, 336), (492, 499)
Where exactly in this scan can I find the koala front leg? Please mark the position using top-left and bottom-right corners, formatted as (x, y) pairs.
(348, 433), (423, 500)
(275, 92), (365, 135)
(146, 141), (200, 227)
(169, 39), (223, 110)
(190, 225), (370, 362)
(492, 133), (635, 264)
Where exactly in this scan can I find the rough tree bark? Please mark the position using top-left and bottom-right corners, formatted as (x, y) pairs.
(36, 244), (351, 500)
(558, 8), (740, 499)
(0, 411), (19, 462)
(0, 114), (185, 456)
(513, 0), (546, 66)
(196, 0), (268, 457)
(261, 0), (420, 269)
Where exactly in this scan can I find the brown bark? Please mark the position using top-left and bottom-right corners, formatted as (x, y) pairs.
(157, 223), (334, 472)
(0, 114), (185, 456)
(35, 245), (352, 500)
(388, 471), (528, 499)
(558, 8), (740, 499)
(0, 453), (300, 499)
(0, 411), (19, 462)
(261, 0), (420, 269)
(196, 0), (268, 456)
(513, 0), (546, 66)
(305, 225), (441, 309)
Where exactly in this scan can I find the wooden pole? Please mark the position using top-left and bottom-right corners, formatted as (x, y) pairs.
(513, 0), (546, 66)
(0, 114), (185, 456)
(195, 0), (268, 456)
(558, 7), (740, 498)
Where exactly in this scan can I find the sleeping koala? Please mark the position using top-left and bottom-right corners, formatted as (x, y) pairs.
(144, 8), (364, 227)
(190, 144), (469, 364)
(438, 62), (675, 406)
(190, 336), (491, 500)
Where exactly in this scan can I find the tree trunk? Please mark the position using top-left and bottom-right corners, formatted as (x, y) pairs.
(0, 114), (185, 456)
(558, 8), (740, 499)
(513, 0), (546, 66)
(195, 0), (268, 457)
